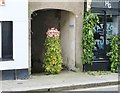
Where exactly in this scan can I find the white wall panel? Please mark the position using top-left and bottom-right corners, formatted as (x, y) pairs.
(0, 22), (1, 58)
(0, 0), (28, 70)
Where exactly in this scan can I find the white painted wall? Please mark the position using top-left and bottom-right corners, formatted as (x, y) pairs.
(0, 22), (1, 58)
(0, 0), (28, 70)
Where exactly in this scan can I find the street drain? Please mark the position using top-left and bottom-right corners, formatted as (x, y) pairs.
(17, 82), (23, 84)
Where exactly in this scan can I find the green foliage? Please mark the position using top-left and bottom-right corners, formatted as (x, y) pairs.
(82, 11), (99, 64)
(118, 36), (120, 70)
(43, 37), (63, 74)
(107, 35), (120, 72)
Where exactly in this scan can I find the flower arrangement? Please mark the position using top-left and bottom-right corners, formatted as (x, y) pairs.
(46, 28), (60, 38)
(43, 28), (63, 74)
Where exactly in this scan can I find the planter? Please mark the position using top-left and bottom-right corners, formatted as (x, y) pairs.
(83, 60), (111, 72)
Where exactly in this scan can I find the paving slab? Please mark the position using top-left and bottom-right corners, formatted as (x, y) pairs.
(0, 71), (119, 92)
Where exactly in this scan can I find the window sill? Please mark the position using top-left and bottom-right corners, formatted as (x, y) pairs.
(0, 58), (14, 61)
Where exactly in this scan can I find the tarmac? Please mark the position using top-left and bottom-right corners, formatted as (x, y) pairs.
(0, 71), (119, 92)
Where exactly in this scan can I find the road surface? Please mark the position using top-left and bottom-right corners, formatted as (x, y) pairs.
(69, 85), (119, 91)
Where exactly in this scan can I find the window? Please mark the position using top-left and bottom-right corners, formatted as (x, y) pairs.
(93, 15), (114, 61)
(0, 21), (13, 61)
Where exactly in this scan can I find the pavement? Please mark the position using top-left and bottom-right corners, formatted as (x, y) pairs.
(0, 71), (119, 92)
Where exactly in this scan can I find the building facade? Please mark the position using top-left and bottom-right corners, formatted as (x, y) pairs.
(0, 0), (28, 80)
(1, 0), (119, 80)
(84, 0), (120, 71)
(0, 0), (84, 80)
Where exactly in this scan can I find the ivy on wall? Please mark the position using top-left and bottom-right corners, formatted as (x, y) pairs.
(82, 11), (99, 65)
(107, 35), (120, 72)
(118, 36), (120, 72)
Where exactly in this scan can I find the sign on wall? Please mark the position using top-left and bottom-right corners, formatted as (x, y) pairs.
(91, 0), (119, 9)
(0, 0), (5, 5)
(91, 0), (120, 15)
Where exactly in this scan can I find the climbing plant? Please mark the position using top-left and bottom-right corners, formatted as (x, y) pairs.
(43, 28), (63, 74)
(107, 35), (120, 72)
(118, 35), (120, 72)
(82, 11), (99, 65)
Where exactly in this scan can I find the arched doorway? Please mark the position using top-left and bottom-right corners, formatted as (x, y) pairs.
(31, 9), (75, 73)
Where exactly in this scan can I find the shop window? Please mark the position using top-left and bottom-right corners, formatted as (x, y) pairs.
(93, 15), (113, 61)
(0, 21), (13, 61)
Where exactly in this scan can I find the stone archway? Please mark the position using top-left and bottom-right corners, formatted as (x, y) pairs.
(31, 9), (76, 73)
(28, 1), (84, 74)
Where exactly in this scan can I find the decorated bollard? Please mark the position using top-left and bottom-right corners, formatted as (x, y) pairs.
(43, 28), (63, 74)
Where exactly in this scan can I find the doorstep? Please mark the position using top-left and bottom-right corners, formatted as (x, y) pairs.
(83, 60), (111, 71)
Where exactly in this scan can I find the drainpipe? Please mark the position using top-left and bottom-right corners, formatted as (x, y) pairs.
(84, 0), (87, 16)
(87, 0), (92, 11)
(84, 0), (92, 15)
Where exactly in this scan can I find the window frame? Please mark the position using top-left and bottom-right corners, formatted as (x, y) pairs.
(0, 21), (14, 61)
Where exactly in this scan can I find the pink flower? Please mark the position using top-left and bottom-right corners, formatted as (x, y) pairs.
(46, 27), (60, 38)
